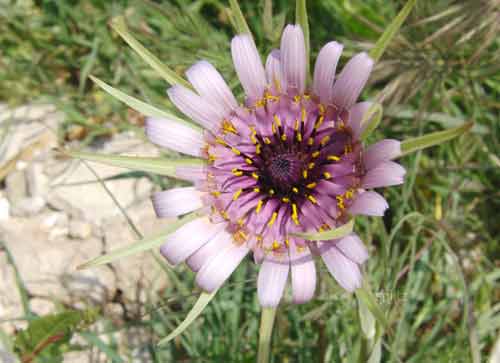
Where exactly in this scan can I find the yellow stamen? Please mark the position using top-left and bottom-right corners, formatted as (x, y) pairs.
(215, 137), (227, 146)
(211, 191), (221, 197)
(282, 197), (290, 203)
(318, 103), (325, 114)
(233, 189), (243, 201)
(256, 200), (263, 213)
(245, 158), (253, 165)
(308, 138), (314, 146)
(237, 218), (245, 227)
(294, 119), (300, 131)
(264, 137), (271, 144)
(301, 107), (307, 122)
(314, 116), (325, 129)
(231, 168), (243, 177)
(253, 187), (260, 193)
(308, 162), (315, 169)
(308, 195), (317, 204)
(320, 135), (331, 146)
(311, 151), (320, 158)
(327, 155), (340, 162)
(268, 212), (278, 226)
(306, 182), (317, 189)
(269, 189), (275, 196)
(231, 147), (241, 155)
(292, 187), (299, 194)
(292, 203), (299, 225)
(222, 119), (237, 134)
(273, 114), (282, 127)
(281, 134), (287, 141)
(302, 170), (308, 179)
(285, 238), (290, 247)
(255, 143), (261, 154)
(252, 172), (259, 180)
(297, 132), (303, 142)
(272, 241), (280, 250)
(294, 95), (301, 103)
(272, 123), (277, 134)
(323, 172), (332, 179)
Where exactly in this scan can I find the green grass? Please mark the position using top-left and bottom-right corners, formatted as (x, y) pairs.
(1, 0), (499, 362)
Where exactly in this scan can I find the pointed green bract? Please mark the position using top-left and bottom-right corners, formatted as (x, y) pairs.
(110, 16), (191, 88)
(65, 150), (206, 178)
(355, 284), (389, 331)
(228, 0), (252, 36)
(369, 0), (417, 62)
(257, 307), (277, 363)
(295, 0), (310, 76)
(291, 219), (354, 241)
(158, 290), (218, 346)
(77, 211), (203, 269)
(90, 75), (199, 130)
(401, 122), (473, 155)
(361, 103), (383, 140)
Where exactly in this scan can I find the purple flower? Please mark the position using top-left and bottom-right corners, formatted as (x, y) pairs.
(146, 25), (405, 307)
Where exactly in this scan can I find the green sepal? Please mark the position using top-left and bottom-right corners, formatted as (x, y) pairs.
(291, 219), (354, 241)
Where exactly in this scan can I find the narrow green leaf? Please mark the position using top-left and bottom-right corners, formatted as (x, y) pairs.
(77, 211), (203, 269)
(355, 285), (389, 331)
(295, 0), (310, 76)
(358, 293), (376, 339)
(65, 150), (206, 179)
(361, 103), (383, 140)
(262, 0), (274, 40)
(257, 307), (277, 363)
(400, 122), (473, 156)
(90, 75), (199, 130)
(110, 16), (191, 88)
(158, 290), (218, 346)
(369, 0), (417, 62)
(292, 219), (354, 241)
(228, 0), (252, 35)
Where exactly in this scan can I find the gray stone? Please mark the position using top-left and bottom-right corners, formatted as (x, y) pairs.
(11, 196), (46, 217)
(5, 170), (27, 205)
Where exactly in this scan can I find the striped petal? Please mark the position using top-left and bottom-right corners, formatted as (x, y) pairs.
(313, 41), (343, 104)
(160, 217), (222, 265)
(290, 246), (316, 304)
(231, 35), (267, 101)
(280, 25), (306, 94)
(321, 246), (362, 292)
(265, 49), (282, 89)
(186, 229), (232, 272)
(145, 117), (205, 157)
(167, 85), (224, 131)
(175, 165), (207, 182)
(362, 161), (406, 189)
(348, 191), (388, 216)
(331, 52), (374, 109)
(335, 234), (369, 265)
(363, 139), (402, 170)
(348, 102), (373, 139)
(257, 256), (289, 307)
(186, 60), (238, 115)
(152, 187), (204, 218)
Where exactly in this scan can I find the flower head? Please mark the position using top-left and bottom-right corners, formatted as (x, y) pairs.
(146, 25), (405, 307)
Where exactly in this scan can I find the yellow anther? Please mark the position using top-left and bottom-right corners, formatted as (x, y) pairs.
(208, 154), (216, 163)
(253, 187), (260, 193)
(285, 238), (290, 247)
(344, 144), (353, 154)
(292, 187), (299, 194)
(345, 189), (354, 199)
(268, 212), (278, 226)
(272, 123), (277, 134)
(255, 144), (262, 154)
(320, 135), (331, 146)
(297, 132), (303, 142)
(252, 172), (259, 180)
(314, 116), (325, 129)
(292, 203), (299, 225)
(308, 138), (314, 146)
(256, 200), (263, 213)
(302, 170), (308, 179)
(308, 195), (318, 204)
(211, 191), (221, 197)
(301, 107), (307, 122)
(237, 218), (245, 227)
(318, 103), (325, 114)
(308, 162), (315, 169)
(281, 134), (287, 141)
(294, 119), (300, 131)
(327, 155), (340, 161)
(215, 137), (227, 146)
(269, 189), (275, 196)
(255, 98), (266, 108)
(311, 151), (320, 158)
(273, 114), (282, 127)
(294, 95), (301, 103)
(222, 119), (237, 134)
(231, 147), (241, 155)
(232, 168), (243, 176)
(282, 197), (290, 203)
(233, 189), (243, 201)
(306, 182), (317, 189)
(323, 172), (332, 179)
(337, 119), (345, 130)
(272, 240), (280, 250)
(245, 158), (253, 165)
(336, 195), (345, 209)
(256, 235), (263, 241)
(264, 137), (271, 144)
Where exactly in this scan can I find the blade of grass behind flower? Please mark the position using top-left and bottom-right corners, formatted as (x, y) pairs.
(295, 0), (310, 77)
(228, 0), (252, 36)
(110, 16), (191, 88)
(157, 290), (218, 346)
(369, 0), (417, 62)
(361, 103), (383, 140)
(257, 307), (277, 363)
(355, 284), (389, 332)
(64, 150), (206, 179)
(89, 75), (199, 130)
(291, 219), (354, 241)
(400, 122), (473, 156)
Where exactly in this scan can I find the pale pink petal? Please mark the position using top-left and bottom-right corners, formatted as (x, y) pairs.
(152, 187), (204, 218)
(160, 217), (222, 265)
(175, 165), (207, 182)
(335, 234), (369, 265)
(321, 246), (362, 292)
(231, 35), (267, 100)
(363, 139), (402, 170)
(186, 229), (232, 272)
(257, 256), (289, 307)
(362, 161), (406, 189)
(348, 101), (372, 139)
(313, 41), (343, 104)
(196, 241), (250, 292)
(186, 60), (238, 114)
(167, 85), (224, 131)
(145, 117), (205, 157)
(280, 24), (306, 94)
(331, 52), (374, 109)
(348, 191), (388, 216)
(290, 246), (316, 304)
(265, 49), (282, 88)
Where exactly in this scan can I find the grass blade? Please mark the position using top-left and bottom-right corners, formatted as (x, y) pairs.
(369, 0), (417, 62)
(257, 307), (277, 363)
(90, 75), (199, 130)
(401, 122), (473, 156)
(295, 0), (310, 76)
(158, 290), (218, 346)
(291, 219), (354, 241)
(77, 211), (203, 269)
(228, 0), (252, 35)
(356, 284), (389, 331)
(110, 16), (191, 88)
(65, 150), (206, 178)
(361, 103), (383, 140)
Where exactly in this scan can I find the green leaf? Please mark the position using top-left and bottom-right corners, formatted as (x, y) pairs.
(257, 307), (277, 363)
(360, 103), (383, 140)
(400, 122), (473, 155)
(369, 0), (417, 62)
(158, 290), (218, 346)
(295, 0), (310, 76)
(77, 211), (203, 269)
(90, 75), (199, 130)
(358, 292), (376, 339)
(228, 0), (252, 36)
(291, 219), (354, 241)
(262, 0), (274, 40)
(110, 16), (191, 88)
(64, 150), (206, 179)
(355, 285), (389, 331)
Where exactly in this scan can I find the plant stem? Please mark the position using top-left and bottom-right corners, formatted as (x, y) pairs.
(257, 307), (277, 363)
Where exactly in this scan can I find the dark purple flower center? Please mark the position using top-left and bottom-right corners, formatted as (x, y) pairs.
(266, 153), (305, 190)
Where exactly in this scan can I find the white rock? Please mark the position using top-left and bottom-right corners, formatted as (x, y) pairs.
(0, 197), (9, 221)
(12, 196), (46, 217)
(69, 220), (93, 239)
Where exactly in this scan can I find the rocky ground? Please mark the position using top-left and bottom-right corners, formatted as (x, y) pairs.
(0, 103), (170, 362)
